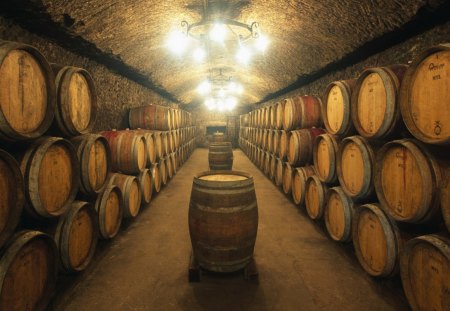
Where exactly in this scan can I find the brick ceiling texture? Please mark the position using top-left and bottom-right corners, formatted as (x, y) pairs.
(40, 0), (426, 106)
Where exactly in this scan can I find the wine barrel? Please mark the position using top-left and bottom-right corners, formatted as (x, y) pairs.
(337, 136), (377, 201)
(71, 134), (111, 195)
(275, 100), (285, 130)
(101, 130), (147, 174)
(137, 168), (152, 205)
(110, 173), (141, 218)
(267, 130), (274, 153)
(212, 132), (225, 142)
(352, 65), (408, 139)
(352, 203), (404, 277)
(189, 171), (258, 272)
(0, 149), (24, 248)
(283, 95), (322, 131)
(322, 79), (356, 136)
(20, 137), (79, 218)
(263, 106), (270, 128)
(165, 155), (173, 179)
(53, 201), (98, 272)
(94, 184), (123, 239)
(292, 166), (316, 206)
(160, 131), (169, 156)
(263, 151), (271, 176)
(400, 44), (450, 145)
(261, 129), (268, 151)
(209, 142), (233, 170)
(324, 187), (355, 242)
(279, 130), (291, 160)
(52, 65), (97, 136)
(240, 114), (249, 127)
(305, 175), (329, 220)
(151, 163), (161, 193)
(170, 152), (178, 175)
(269, 154), (277, 180)
(442, 168), (450, 232)
(151, 131), (164, 160)
(313, 133), (340, 184)
(272, 130), (281, 157)
(275, 158), (284, 187)
(0, 230), (57, 311)
(288, 128), (326, 166)
(133, 130), (157, 165)
(0, 41), (55, 141)
(270, 104), (277, 129)
(374, 139), (447, 224)
(159, 157), (168, 186)
(282, 163), (294, 195)
(129, 104), (171, 131)
(400, 234), (450, 311)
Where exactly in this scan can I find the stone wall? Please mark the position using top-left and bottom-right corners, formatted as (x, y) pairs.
(0, 16), (178, 132)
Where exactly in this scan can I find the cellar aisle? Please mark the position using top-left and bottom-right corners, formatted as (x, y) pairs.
(56, 148), (409, 311)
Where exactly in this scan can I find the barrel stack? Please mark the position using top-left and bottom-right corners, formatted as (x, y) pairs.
(240, 44), (450, 311)
(0, 40), (198, 310)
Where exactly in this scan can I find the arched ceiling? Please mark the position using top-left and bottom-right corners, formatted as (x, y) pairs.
(37, 0), (427, 106)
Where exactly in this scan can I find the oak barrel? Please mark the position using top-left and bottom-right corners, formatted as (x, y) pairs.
(352, 203), (404, 277)
(313, 133), (340, 184)
(151, 163), (161, 193)
(374, 139), (446, 224)
(71, 134), (111, 195)
(0, 230), (57, 311)
(337, 136), (376, 201)
(282, 163), (294, 195)
(352, 65), (408, 139)
(129, 104), (171, 131)
(305, 175), (329, 219)
(292, 166), (316, 206)
(110, 173), (141, 218)
(137, 168), (153, 205)
(54, 200), (98, 272)
(20, 137), (79, 218)
(283, 95), (322, 131)
(269, 154), (277, 180)
(279, 130), (291, 160)
(275, 100), (285, 130)
(52, 65), (97, 137)
(263, 151), (271, 176)
(101, 130), (147, 174)
(212, 132), (225, 142)
(189, 171), (258, 272)
(400, 44), (450, 145)
(0, 149), (24, 248)
(151, 131), (164, 160)
(94, 184), (123, 239)
(324, 187), (355, 242)
(165, 155), (173, 179)
(288, 128), (325, 166)
(322, 79), (356, 136)
(0, 41), (55, 141)
(134, 130), (157, 165)
(209, 142), (233, 170)
(275, 158), (284, 187)
(159, 157), (168, 186)
(400, 234), (450, 311)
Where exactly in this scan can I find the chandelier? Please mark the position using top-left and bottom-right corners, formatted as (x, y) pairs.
(166, 18), (269, 64)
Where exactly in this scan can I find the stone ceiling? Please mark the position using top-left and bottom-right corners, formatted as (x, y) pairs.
(30, 0), (429, 105)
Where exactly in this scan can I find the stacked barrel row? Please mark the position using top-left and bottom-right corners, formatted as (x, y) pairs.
(240, 44), (450, 311)
(0, 40), (197, 310)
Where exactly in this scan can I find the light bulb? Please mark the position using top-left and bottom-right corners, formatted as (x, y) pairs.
(236, 46), (251, 65)
(166, 31), (188, 55)
(197, 80), (211, 95)
(193, 47), (206, 62)
(210, 23), (226, 44)
(255, 34), (269, 53)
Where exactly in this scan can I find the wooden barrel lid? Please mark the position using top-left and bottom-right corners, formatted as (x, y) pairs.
(0, 41), (55, 141)
(0, 230), (57, 310)
(400, 45), (450, 145)
(324, 187), (354, 242)
(352, 203), (400, 277)
(400, 235), (450, 311)
(95, 184), (123, 239)
(374, 139), (440, 224)
(305, 175), (328, 219)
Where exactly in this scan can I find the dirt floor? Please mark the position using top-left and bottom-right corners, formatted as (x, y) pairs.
(53, 148), (410, 311)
